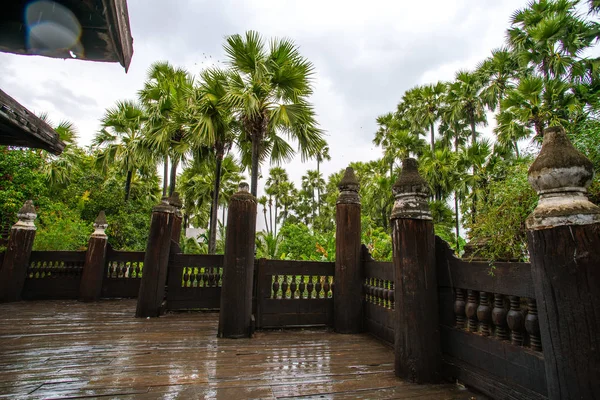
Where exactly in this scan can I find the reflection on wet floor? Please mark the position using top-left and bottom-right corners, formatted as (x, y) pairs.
(0, 299), (481, 399)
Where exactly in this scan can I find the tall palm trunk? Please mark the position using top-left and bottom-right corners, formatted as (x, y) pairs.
(208, 152), (223, 254)
(514, 140), (520, 159)
(470, 117), (476, 145)
(251, 138), (260, 197)
(312, 189), (316, 225)
(125, 170), (133, 201)
(169, 157), (179, 196)
(274, 200), (278, 236)
(317, 160), (321, 216)
(162, 155), (169, 197)
(469, 115), (477, 222)
(268, 196), (273, 235)
(430, 123), (435, 153)
(263, 207), (269, 234)
(454, 193), (460, 251)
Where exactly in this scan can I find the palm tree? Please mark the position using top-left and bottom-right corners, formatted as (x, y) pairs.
(222, 31), (325, 196)
(446, 70), (487, 145)
(407, 83), (447, 152)
(476, 47), (521, 112)
(258, 196), (270, 233)
(139, 61), (197, 196)
(93, 100), (151, 201)
(301, 169), (325, 225)
(265, 167), (289, 235)
(191, 68), (236, 254)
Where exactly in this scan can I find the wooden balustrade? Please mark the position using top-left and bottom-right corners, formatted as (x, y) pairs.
(166, 254), (224, 310)
(270, 275), (333, 300)
(21, 251), (86, 299)
(101, 249), (145, 298)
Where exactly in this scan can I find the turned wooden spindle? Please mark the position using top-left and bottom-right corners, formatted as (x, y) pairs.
(281, 276), (289, 299)
(507, 295), (524, 346)
(477, 292), (492, 336)
(465, 290), (479, 333)
(272, 275), (280, 299)
(454, 289), (466, 329)
(492, 293), (508, 340)
(525, 298), (542, 352)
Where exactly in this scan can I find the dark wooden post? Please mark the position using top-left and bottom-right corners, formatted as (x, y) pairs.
(218, 182), (257, 338)
(169, 192), (183, 246)
(0, 201), (37, 302)
(334, 167), (362, 333)
(526, 126), (600, 400)
(391, 158), (441, 383)
(79, 211), (109, 302)
(136, 197), (175, 318)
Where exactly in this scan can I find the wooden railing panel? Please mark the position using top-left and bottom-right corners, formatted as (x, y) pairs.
(362, 257), (394, 345)
(166, 254), (224, 310)
(435, 236), (547, 400)
(101, 249), (144, 298)
(22, 251), (86, 299)
(256, 259), (334, 328)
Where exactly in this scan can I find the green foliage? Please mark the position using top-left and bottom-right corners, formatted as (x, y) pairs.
(0, 148), (48, 220)
(278, 223), (335, 261)
(361, 218), (392, 261)
(33, 203), (91, 251)
(465, 159), (537, 261)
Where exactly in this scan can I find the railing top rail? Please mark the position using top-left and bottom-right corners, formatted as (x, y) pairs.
(106, 249), (145, 262)
(435, 237), (535, 299)
(259, 259), (335, 275)
(170, 254), (224, 268)
(29, 251), (86, 263)
(364, 261), (394, 281)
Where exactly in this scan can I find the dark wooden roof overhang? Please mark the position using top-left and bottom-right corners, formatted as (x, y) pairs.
(0, 89), (65, 155)
(0, 0), (133, 71)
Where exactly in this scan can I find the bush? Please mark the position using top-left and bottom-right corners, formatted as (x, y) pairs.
(33, 203), (92, 251)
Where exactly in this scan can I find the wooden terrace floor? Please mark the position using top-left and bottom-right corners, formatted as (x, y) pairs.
(0, 300), (481, 399)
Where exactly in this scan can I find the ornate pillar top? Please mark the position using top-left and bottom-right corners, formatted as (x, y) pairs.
(13, 200), (37, 230)
(231, 182), (255, 203)
(91, 210), (108, 238)
(337, 167), (360, 204)
(391, 158), (432, 220)
(526, 126), (599, 230)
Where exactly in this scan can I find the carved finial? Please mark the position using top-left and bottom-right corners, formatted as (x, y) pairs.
(526, 126), (600, 230)
(13, 200), (37, 230)
(168, 192), (182, 209)
(230, 182), (255, 203)
(239, 182), (250, 193)
(91, 210), (108, 238)
(337, 167), (360, 204)
(391, 158), (431, 220)
(153, 196), (175, 213)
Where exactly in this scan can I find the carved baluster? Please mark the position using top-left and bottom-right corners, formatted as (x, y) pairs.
(477, 292), (492, 336)
(454, 289), (466, 329)
(316, 276), (323, 299)
(290, 276), (298, 299)
(383, 280), (390, 309)
(389, 281), (395, 309)
(203, 268), (210, 287)
(272, 275), (280, 299)
(214, 268), (221, 288)
(466, 290), (479, 332)
(307, 276), (315, 299)
(323, 276), (331, 298)
(218, 267), (223, 287)
(507, 295), (524, 346)
(525, 298), (542, 351)
(492, 293), (508, 340)
(330, 278), (334, 296)
(281, 276), (289, 299)
(208, 267), (216, 287)
(182, 267), (190, 287)
(299, 275), (306, 299)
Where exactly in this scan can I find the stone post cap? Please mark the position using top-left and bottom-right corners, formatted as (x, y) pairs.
(91, 210), (108, 238)
(13, 200), (37, 230)
(526, 126), (599, 230)
(391, 158), (432, 220)
(337, 167), (360, 205)
(152, 196), (175, 213)
(231, 182), (255, 203)
(168, 192), (182, 209)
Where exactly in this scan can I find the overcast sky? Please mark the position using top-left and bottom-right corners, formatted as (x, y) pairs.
(0, 0), (529, 198)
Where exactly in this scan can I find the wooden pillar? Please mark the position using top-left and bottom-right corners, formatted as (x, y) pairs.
(136, 197), (175, 318)
(218, 182), (257, 338)
(391, 158), (441, 383)
(169, 192), (183, 246)
(79, 211), (109, 302)
(334, 167), (362, 333)
(525, 126), (600, 400)
(0, 201), (37, 302)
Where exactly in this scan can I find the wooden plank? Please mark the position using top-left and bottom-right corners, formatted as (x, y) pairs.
(260, 259), (334, 275)
(364, 301), (394, 345)
(443, 356), (547, 400)
(440, 325), (547, 397)
(22, 279), (80, 300)
(260, 298), (332, 314)
(260, 312), (331, 327)
(106, 250), (145, 263)
(436, 237), (535, 298)
(101, 279), (140, 298)
(364, 261), (394, 281)
(169, 254), (223, 268)
(29, 251), (86, 263)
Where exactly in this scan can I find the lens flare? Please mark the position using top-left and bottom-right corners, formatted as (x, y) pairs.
(25, 1), (83, 58)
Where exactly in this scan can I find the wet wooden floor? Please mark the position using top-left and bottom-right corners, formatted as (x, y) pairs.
(0, 299), (481, 399)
